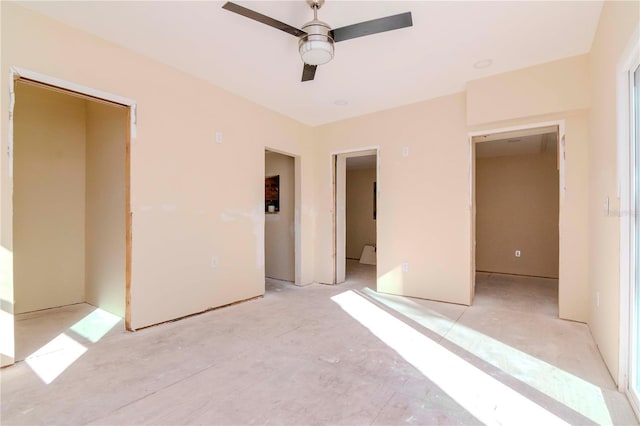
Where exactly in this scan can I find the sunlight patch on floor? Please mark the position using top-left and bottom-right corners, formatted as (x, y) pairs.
(332, 290), (569, 426)
(0, 308), (15, 361)
(70, 308), (121, 343)
(25, 307), (121, 384)
(26, 333), (87, 384)
(0, 246), (14, 361)
(361, 288), (612, 425)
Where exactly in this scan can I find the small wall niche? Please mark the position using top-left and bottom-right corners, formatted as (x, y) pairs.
(265, 175), (280, 213)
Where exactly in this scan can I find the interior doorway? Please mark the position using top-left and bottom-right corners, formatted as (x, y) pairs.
(264, 149), (298, 288)
(472, 125), (561, 315)
(12, 79), (130, 362)
(332, 149), (378, 285)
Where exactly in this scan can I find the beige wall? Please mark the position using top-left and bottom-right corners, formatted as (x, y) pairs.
(1, 2), (315, 341)
(85, 101), (128, 318)
(316, 93), (473, 305)
(13, 82), (86, 314)
(476, 152), (559, 278)
(265, 151), (295, 282)
(346, 168), (376, 260)
(588, 0), (640, 383)
(467, 55), (590, 126)
(467, 54), (592, 323)
(315, 56), (591, 316)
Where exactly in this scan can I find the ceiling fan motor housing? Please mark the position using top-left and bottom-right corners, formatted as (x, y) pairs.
(299, 19), (334, 65)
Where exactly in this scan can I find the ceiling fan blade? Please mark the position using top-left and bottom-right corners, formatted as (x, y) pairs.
(330, 12), (413, 43)
(222, 2), (306, 37)
(301, 64), (317, 82)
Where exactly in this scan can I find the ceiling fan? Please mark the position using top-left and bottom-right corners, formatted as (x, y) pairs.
(222, 0), (413, 82)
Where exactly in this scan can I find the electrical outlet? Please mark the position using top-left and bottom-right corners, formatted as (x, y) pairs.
(211, 257), (218, 268)
(515, 250), (521, 257)
(402, 147), (409, 157)
(402, 262), (409, 272)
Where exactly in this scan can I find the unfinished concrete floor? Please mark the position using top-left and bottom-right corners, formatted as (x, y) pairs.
(1, 262), (637, 425)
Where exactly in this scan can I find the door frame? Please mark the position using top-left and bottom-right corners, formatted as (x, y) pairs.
(7, 67), (136, 337)
(468, 120), (565, 305)
(331, 147), (379, 284)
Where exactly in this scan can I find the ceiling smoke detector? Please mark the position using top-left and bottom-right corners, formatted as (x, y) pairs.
(474, 59), (493, 69)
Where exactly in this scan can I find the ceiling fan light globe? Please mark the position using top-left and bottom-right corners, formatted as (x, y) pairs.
(300, 39), (334, 65)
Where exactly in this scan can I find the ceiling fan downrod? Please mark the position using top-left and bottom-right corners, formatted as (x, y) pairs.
(307, 0), (324, 13)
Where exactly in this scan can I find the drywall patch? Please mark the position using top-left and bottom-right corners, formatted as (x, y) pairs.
(220, 205), (265, 268)
(221, 212), (236, 222)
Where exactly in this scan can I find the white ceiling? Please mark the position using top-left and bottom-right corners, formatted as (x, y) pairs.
(17, 1), (603, 126)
